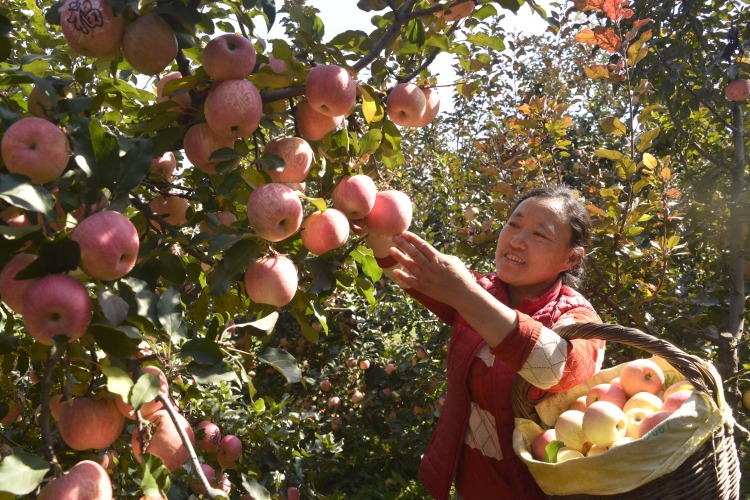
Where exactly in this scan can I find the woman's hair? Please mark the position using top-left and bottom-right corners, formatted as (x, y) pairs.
(512, 185), (593, 287)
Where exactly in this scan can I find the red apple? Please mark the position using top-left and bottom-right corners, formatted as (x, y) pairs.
(183, 122), (236, 174)
(244, 256), (298, 307)
(58, 396), (125, 450)
(0, 253), (38, 315)
(71, 211), (139, 280)
(114, 365), (169, 419)
(531, 428), (557, 461)
(262, 137), (314, 183)
(150, 151), (177, 181)
(554, 409), (587, 452)
(1, 117), (70, 184)
(434, 0), (476, 21)
(359, 359), (371, 370)
(585, 383), (628, 409)
(332, 175), (378, 219)
(414, 87), (441, 127)
(59, 0), (125, 58)
(363, 190), (413, 236)
(385, 363), (397, 375)
(300, 209), (350, 255)
(0, 206), (32, 227)
(0, 397), (22, 426)
(37, 460), (112, 500)
(202, 34), (257, 81)
(305, 65), (357, 117)
(619, 359), (665, 397)
(149, 194), (189, 229)
(582, 401), (627, 447)
(217, 434), (242, 469)
(204, 79), (263, 138)
(637, 410), (671, 438)
(131, 408), (195, 471)
(295, 99), (345, 141)
(725, 79), (750, 101)
(623, 391), (663, 413)
(22, 274), (92, 345)
(662, 389), (694, 413)
(195, 420), (222, 453)
(246, 183), (303, 242)
(661, 380), (695, 401)
(155, 71), (192, 110)
(261, 54), (288, 73)
(386, 83), (427, 127)
(327, 396), (341, 409)
(351, 390), (365, 405)
(122, 13), (177, 75)
(320, 379), (333, 391)
(624, 407), (653, 438)
(189, 463), (217, 496)
(50, 394), (67, 421)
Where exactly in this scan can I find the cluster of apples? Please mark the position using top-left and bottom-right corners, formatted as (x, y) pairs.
(531, 359), (696, 462)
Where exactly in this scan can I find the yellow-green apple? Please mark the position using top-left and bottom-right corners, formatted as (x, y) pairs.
(359, 359), (371, 370)
(661, 380), (694, 401)
(262, 137), (314, 183)
(414, 87), (441, 127)
(434, 0), (476, 21)
(531, 428), (557, 461)
(0, 253), (38, 314)
(22, 274), (92, 345)
(37, 460), (112, 500)
(363, 190), (413, 236)
(554, 409), (587, 452)
(59, 0), (125, 57)
(114, 365), (169, 419)
(300, 209), (350, 255)
(619, 359), (665, 397)
(327, 396), (341, 409)
(202, 33), (256, 81)
(623, 391), (663, 413)
(218, 434), (242, 469)
(204, 79), (262, 138)
(743, 389), (750, 411)
(156, 71), (192, 110)
(150, 151), (177, 181)
(1, 117), (71, 184)
(725, 79), (750, 101)
(556, 447), (584, 462)
(582, 401), (627, 447)
(304, 65), (357, 117)
(351, 389), (365, 405)
(71, 211), (139, 280)
(148, 194), (189, 229)
(244, 256), (298, 307)
(58, 396), (125, 450)
(121, 13), (177, 75)
(386, 83), (427, 127)
(662, 389), (694, 413)
(295, 99), (345, 141)
(132, 408), (195, 471)
(637, 410), (671, 438)
(568, 395), (587, 413)
(609, 436), (634, 449)
(246, 183), (303, 241)
(585, 382), (628, 409)
(624, 407), (653, 438)
(183, 122), (236, 174)
(332, 174), (378, 219)
(0, 206), (32, 227)
(586, 444), (608, 457)
(195, 420), (222, 453)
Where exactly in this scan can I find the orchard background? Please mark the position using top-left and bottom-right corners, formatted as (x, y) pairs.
(0, 0), (748, 498)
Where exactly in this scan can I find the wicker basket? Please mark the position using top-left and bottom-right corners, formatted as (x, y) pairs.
(512, 322), (741, 499)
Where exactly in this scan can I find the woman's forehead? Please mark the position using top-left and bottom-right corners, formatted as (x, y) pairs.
(511, 197), (568, 224)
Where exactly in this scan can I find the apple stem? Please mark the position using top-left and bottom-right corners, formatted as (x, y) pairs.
(40, 343), (64, 474)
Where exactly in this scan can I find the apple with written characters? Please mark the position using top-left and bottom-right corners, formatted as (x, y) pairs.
(121, 13), (177, 75)
(586, 382), (628, 409)
(295, 99), (345, 141)
(531, 428), (557, 461)
(150, 151), (177, 181)
(0, 253), (38, 314)
(332, 174), (378, 219)
(582, 401), (627, 447)
(305, 64), (357, 117)
(638, 410), (671, 438)
(725, 79), (750, 102)
(387, 83), (427, 127)
(58, 396), (125, 450)
(262, 137), (314, 183)
(301, 209), (350, 255)
(661, 380), (695, 401)
(364, 190), (413, 236)
(196, 420), (222, 453)
(2, 117), (71, 184)
(132, 408), (195, 471)
(619, 358), (665, 397)
(183, 122), (237, 174)
(202, 33), (256, 81)
(22, 274), (92, 345)
(244, 256), (298, 307)
(37, 460), (112, 500)
(246, 183), (303, 242)
(414, 87), (441, 127)
(149, 194), (190, 229)
(204, 79), (263, 138)
(624, 407), (654, 438)
(59, 0), (124, 58)
(156, 71), (192, 110)
(71, 211), (139, 281)
(662, 388), (694, 413)
(623, 391), (663, 413)
(554, 409), (587, 452)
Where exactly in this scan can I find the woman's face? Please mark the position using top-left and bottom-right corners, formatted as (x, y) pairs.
(494, 197), (582, 301)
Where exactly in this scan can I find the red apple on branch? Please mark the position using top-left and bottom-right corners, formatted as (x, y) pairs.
(122, 13), (178, 75)
(295, 99), (345, 141)
(58, 396), (125, 450)
(150, 151), (177, 181)
(332, 175), (378, 219)
(22, 274), (92, 345)
(386, 83), (427, 127)
(363, 190), (413, 236)
(156, 71), (192, 110)
(246, 183), (303, 242)
(72, 210), (140, 280)
(37, 460), (113, 500)
(0, 253), (38, 315)
(131, 408), (195, 471)
(262, 137), (314, 183)
(114, 365), (169, 419)
(1, 117), (71, 184)
(149, 194), (190, 229)
(218, 434), (243, 469)
(202, 33), (257, 81)
(300, 209), (350, 255)
(59, 0), (125, 58)
(244, 256), (299, 307)
(414, 87), (441, 127)
(725, 79), (750, 101)
(305, 64), (357, 117)
(183, 122), (236, 174)
(196, 420), (222, 453)
(204, 79), (263, 138)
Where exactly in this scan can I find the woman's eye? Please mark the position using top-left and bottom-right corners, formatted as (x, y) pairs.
(534, 232), (548, 239)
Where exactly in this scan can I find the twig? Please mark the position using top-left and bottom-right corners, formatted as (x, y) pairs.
(39, 343), (64, 473)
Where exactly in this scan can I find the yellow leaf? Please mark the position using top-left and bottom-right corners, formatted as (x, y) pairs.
(642, 153), (657, 169)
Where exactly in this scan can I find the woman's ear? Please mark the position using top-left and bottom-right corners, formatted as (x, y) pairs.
(566, 247), (585, 270)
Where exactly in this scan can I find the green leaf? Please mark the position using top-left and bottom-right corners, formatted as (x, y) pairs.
(240, 475), (271, 500)
(546, 440), (565, 463)
(157, 288), (187, 343)
(594, 149), (623, 161)
(307, 197), (328, 213)
(180, 338), (224, 366)
(257, 347), (302, 384)
(139, 454), (170, 498)
(0, 174), (56, 218)
(0, 334), (19, 355)
(238, 311), (279, 336)
(466, 33), (505, 51)
(642, 152), (658, 169)
(223, 239), (260, 276)
(358, 129), (383, 155)
(405, 19), (425, 45)
(187, 360), (237, 384)
(599, 116), (627, 136)
(101, 365), (134, 401)
(130, 372), (161, 410)
(352, 246), (383, 282)
(0, 451), (49, 495)
(636, 127), (660, 153)
(360, 85), (384, 123)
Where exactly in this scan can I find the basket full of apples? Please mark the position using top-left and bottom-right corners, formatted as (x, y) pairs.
(511, 322), (740, 499)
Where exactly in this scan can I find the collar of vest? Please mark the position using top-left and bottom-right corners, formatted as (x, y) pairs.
(481, 275), (564, 315)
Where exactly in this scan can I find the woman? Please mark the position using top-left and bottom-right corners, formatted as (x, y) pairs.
(368, 185), (605, 499)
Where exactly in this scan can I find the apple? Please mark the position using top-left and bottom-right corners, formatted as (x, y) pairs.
(624, 407), (653, 438)
(37, 460), (112, 500)
(585, 383), (628, 409)
(202, 33), (257, 81)
(586, 444), (608, 457)
(218, 434), (242, 469)
(98, 449), (118, 471)
(287, 487), (300, 500)
(637, 410), (671, 438)
(437, 0), (477, 22)
(204, 79), (263, 138)
(189, 463), (217, 496)
(305, 64), (357, 117)
(50, 394), (67, 420)
(610, 377), (622, 389)
(295, 99), (345, 141)
(71, 210), (139, 280)
(155, 71), (192, 110)
(332, 175), (378, 219)
(22, 274), (92, 345)
(320, 379), (333, 391)
(122, 13), (177, 75)
(661, 380), (695, 401)
(725, 79), (750, 101)
(183, 122), (237, 174)
(531, 428), (557, 461)
(0, 206), (32, 227)
(148, 194), (189, 229)
(131, 408), (195, 471)
(609, 436), (634, 449)
(262, 137), (314, 183)
(246, 183), (303, 242)
(351, 390), (365, 405)
(582, 401), (627, 447)
(0, 397), (22, 426)
(620, 359), (665, 397)
(262, 54), (288, 73)
(195, 420), (222, 453)
(58, 396), (125, 450)
(386, 83), (427, 127)
(359, 359), (371, 370)
(363, 190), (413, 236)
(59, 0), (125, 58)
(150, 151), (177, 181)
(244, 256), (298, 307)
(662, 389), (694, 413)
(0, 253), (39, 314)
(385, 363), (397, 375)
(414, 87), (441, 127)
(568, 395), (587, 413)
(1, 117), (71, 184)
(556, 447), (584, 462)
(327, 396), (341, 409)
(200, 211), (237, 233)
(114, 365), (169, 419)
(554, 410), (587, 452)
(623, 391), (663, 413)
(300, 209), (350, 255)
